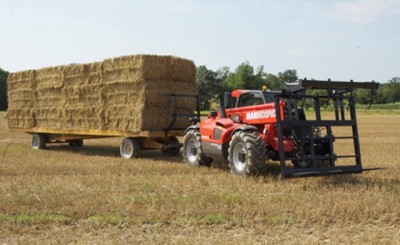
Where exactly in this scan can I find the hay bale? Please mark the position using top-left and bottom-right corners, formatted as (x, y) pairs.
(7, 55), (198, 133)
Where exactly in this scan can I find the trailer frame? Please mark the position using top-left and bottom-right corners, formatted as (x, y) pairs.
(11, 93), (199, 158)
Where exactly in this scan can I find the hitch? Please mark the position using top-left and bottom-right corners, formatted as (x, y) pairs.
(160, 93), (200, 133)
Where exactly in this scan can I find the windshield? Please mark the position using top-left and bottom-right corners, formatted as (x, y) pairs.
(263, 92), (276, 103)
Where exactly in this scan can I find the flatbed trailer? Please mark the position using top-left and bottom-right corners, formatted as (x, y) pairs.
(9, 93), (199, 158)
(7, 55), (199, 158)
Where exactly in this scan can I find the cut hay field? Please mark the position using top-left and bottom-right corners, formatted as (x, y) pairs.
(0, 111), (399, 244)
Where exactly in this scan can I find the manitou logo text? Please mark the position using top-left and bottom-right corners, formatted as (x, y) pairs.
(246, 109), (275, 120)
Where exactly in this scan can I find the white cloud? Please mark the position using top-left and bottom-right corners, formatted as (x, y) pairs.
(334, 0), (400, 24)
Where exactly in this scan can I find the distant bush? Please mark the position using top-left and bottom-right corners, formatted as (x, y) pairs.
(0, 68), (9, 111)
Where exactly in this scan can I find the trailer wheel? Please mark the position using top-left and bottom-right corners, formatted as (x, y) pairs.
(228, 131), (267, 176)
(120, 138), (141, 159)
(183, 130), (211, 166)
(69, 139), (84, 147)
(161, 136), (181, 156)
(32, 134), (47, 150)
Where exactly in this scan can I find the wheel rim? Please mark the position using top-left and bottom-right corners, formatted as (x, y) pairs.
(233, 143), (247, 172)
(298, 160), (310, 168)
(295, 153), (311, 168)
(186, 138), (197, 163)
(32, 136), (40, 149)
(121, 141), (133, 159)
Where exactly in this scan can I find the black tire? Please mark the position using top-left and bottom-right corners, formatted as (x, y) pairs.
(292, 139), (331, 168)
(228, 131), (267, 176)
(32, 134), (47, 150)
(292, 156), (331, 168)
(292, 150), (312, 168)
(182, 130), (211, 166)
(161, 136), (181, 156)
(120, 138), (141, 159)
(292, 160), (312, 168)
(69, 139), (84, 147)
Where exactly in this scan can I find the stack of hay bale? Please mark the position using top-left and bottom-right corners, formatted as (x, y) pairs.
(7, 55), (198, 133)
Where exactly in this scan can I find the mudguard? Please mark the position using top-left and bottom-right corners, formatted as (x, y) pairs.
(230, 125), (258, 137)
(184, 125), (200, 135)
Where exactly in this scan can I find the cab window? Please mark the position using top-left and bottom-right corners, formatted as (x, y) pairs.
(237, 92), (265, 107)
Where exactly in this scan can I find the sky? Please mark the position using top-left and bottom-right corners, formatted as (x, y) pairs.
(1, 0), (399, 83)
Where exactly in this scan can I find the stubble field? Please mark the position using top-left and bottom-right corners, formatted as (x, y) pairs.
(0, 111), (399, 244)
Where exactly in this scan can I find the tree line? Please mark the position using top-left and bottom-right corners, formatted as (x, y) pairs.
(197, 62), (299, 109)
(0, 68), (8, 111)
(197, 62), (400, 109)
(0, 63), (399, 111)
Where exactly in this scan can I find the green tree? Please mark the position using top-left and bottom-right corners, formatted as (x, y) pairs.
(265, 73), (282, 90)
(224, 61), (267, 90)
(354, 88), (374, 104)
(278, 69), (298, 83)
(224, 62), (252, 89)
(215, 66), (230, 85)
(374, 77), (400, 104)
(196, 65), (225, 109)
(0, 68), (9, 111)
(253, 65), (268, 89)
(386, 77), (400, 103)
(196, 64), (304, 109)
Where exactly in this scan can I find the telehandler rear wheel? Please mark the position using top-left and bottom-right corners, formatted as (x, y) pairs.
(120, 138), (141, 159)
(183, 130), (211, 166)
(228, 131), (267, 176)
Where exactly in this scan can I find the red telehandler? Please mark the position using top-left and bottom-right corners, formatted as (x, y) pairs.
(182, 79), (379, 178)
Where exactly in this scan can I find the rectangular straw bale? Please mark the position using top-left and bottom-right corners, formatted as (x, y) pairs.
(6, 70), (36, 128)
(6, 109), (35, 128)
(7, 70), (35, 91)
(7, 54), (198, 134)
(35, 66), (64, 89)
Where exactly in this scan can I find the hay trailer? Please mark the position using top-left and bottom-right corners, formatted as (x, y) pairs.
(7, 55), (199, 158)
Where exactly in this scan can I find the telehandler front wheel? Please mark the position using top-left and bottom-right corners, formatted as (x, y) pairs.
(182, 130), (211, 166)
(228, 131), (267, 176)
(120, 138), (141, 159)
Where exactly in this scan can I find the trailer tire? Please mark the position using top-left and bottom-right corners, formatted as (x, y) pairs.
(120, 138), (141, 159)
(161, 136), (181, 156)
(183, 130), (211, 166)
(228, 130), (267, 176)
(69, 139), (84, 147)
(32, 134), (47, 150)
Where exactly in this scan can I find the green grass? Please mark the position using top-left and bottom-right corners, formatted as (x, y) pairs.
(202, 214), (227, 225)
